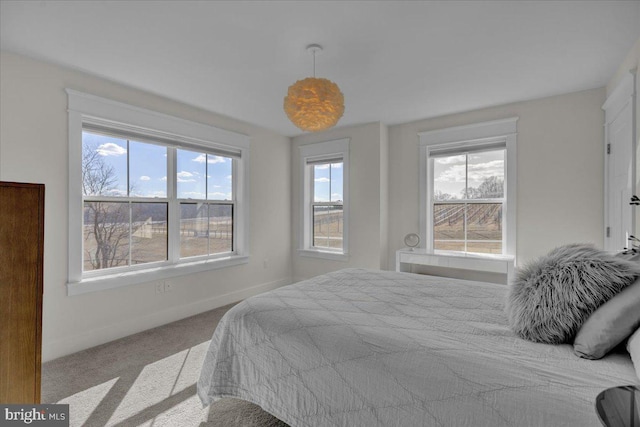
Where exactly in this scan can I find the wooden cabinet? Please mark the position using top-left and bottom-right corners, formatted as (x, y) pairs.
(0, 181), (44, 403)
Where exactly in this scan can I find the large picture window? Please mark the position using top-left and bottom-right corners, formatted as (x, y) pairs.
(432, 149), (504, 254)
(419, 118), (517, 258)
(67, 90), (249, 294)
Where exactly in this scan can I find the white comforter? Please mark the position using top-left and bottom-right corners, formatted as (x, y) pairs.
(198, 268), (638, 426)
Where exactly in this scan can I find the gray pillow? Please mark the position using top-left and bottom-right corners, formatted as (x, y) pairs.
(573, 276), (640, 359)
(627, 327), (640, 381)
(506, 244), (640, 344)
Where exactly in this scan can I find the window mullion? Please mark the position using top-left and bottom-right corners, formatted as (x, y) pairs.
(464, 155), (468, 252)
(127, 140), (133, 267)
(167, 147), (179, 263)
(310, 165), (315, 246)
(205, 156), (210, 256)
(232, 159), (237, 253)
(207, 202), (211, 256)
(128, 202), (133, 267)
(329, 164), (332, 202)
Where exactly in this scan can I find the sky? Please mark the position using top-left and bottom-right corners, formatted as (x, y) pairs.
(314, 162), (343, 202)
(433, 149), (504, 199)
(83, 131), (233, 200)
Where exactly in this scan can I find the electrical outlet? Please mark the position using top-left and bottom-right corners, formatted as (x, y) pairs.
(155, 283), (164, 294)
(164, 281), (173, 293)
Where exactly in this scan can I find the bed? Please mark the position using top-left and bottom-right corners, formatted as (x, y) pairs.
(197, 268), (638, 426)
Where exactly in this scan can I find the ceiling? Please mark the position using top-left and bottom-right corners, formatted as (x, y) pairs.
(1, 1), (639, 137)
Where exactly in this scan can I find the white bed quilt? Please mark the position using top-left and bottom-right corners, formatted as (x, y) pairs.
(198, 268), (638, 426)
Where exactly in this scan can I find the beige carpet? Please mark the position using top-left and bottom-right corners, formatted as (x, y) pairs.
(42, 303), (288, 427)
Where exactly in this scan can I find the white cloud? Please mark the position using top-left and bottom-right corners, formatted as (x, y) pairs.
(226, 175), (232, 181)
(160, 176), (167, 181)
(468, 160), (504, 184)
(435, 160), (503, 184)
(192, 154), (207, 163)
(315, 177), (330, 183)
(331, 193), (343, 200)
(209, 155), (227, 164)
(435, 165), (465, 183)
(208, 192), (229, 199)
(139, 176), (151, 181)
(177, 171), (197, 182)
(96, 143), (126, 157)
(179, 191), (206, 199)
(131, 190), (166, 198)
(146, 191), (167, 198)
(434, 155), (465, 165)
(192, 154), (228, 164)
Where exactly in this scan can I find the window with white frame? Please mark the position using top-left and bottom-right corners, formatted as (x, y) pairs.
(419, 118), (517, 257)
(67, 90), (249, 294)
(299, 138), (349, 260)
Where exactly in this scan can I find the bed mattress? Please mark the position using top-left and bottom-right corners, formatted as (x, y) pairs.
(198, 268), (638, 426)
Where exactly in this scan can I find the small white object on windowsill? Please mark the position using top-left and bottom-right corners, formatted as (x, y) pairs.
(404, 233), (420, 251)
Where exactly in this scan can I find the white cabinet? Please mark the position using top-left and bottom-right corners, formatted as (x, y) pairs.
(396, 249), (514, 284)
(603, 71), (637, 252)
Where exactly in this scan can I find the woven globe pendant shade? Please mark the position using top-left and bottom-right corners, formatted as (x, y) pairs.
(284, 44), (344, 132)
(284, 77), (344, 132)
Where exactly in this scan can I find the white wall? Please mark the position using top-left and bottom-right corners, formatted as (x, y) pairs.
(387, 87), (606, 269)
(0, 52), (292, 361)
(607, 37), (640, 96)
(291, 122), (388, 281)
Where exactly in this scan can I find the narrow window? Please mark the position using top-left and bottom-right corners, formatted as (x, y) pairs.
(299, 138), (349, 260)
(311, 161), (344, 250)
(432, 149), (505, 254)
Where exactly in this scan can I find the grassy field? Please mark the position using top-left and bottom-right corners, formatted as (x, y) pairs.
(433, 203), (502, 254)
(83, 217), (232, 271)
(313, 209), (343, 249)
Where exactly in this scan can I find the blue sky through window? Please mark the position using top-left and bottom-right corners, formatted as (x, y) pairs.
(314, 162), (343, 202)
(82, 131), (232, 200)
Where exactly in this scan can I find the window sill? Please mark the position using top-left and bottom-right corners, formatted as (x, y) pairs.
(67, 255), (249, 296)
(298, 249), (349, 262)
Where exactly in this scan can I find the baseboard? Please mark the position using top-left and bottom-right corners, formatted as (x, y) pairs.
(43, 277), (292, 362)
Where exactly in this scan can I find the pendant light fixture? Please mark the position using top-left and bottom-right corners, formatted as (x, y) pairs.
(284, 44), (345, 132)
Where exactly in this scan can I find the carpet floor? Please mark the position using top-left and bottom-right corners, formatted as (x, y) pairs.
(42, 303), (288, 427)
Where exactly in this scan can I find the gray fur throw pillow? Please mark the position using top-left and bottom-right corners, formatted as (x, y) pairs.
(506, 244), (640, 344)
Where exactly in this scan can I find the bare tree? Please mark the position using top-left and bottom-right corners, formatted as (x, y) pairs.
(434, 190), (453, 201)
(82, 142), (131, 270)
(464, 176), (504, 199)
(475, 176), (504, 198)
